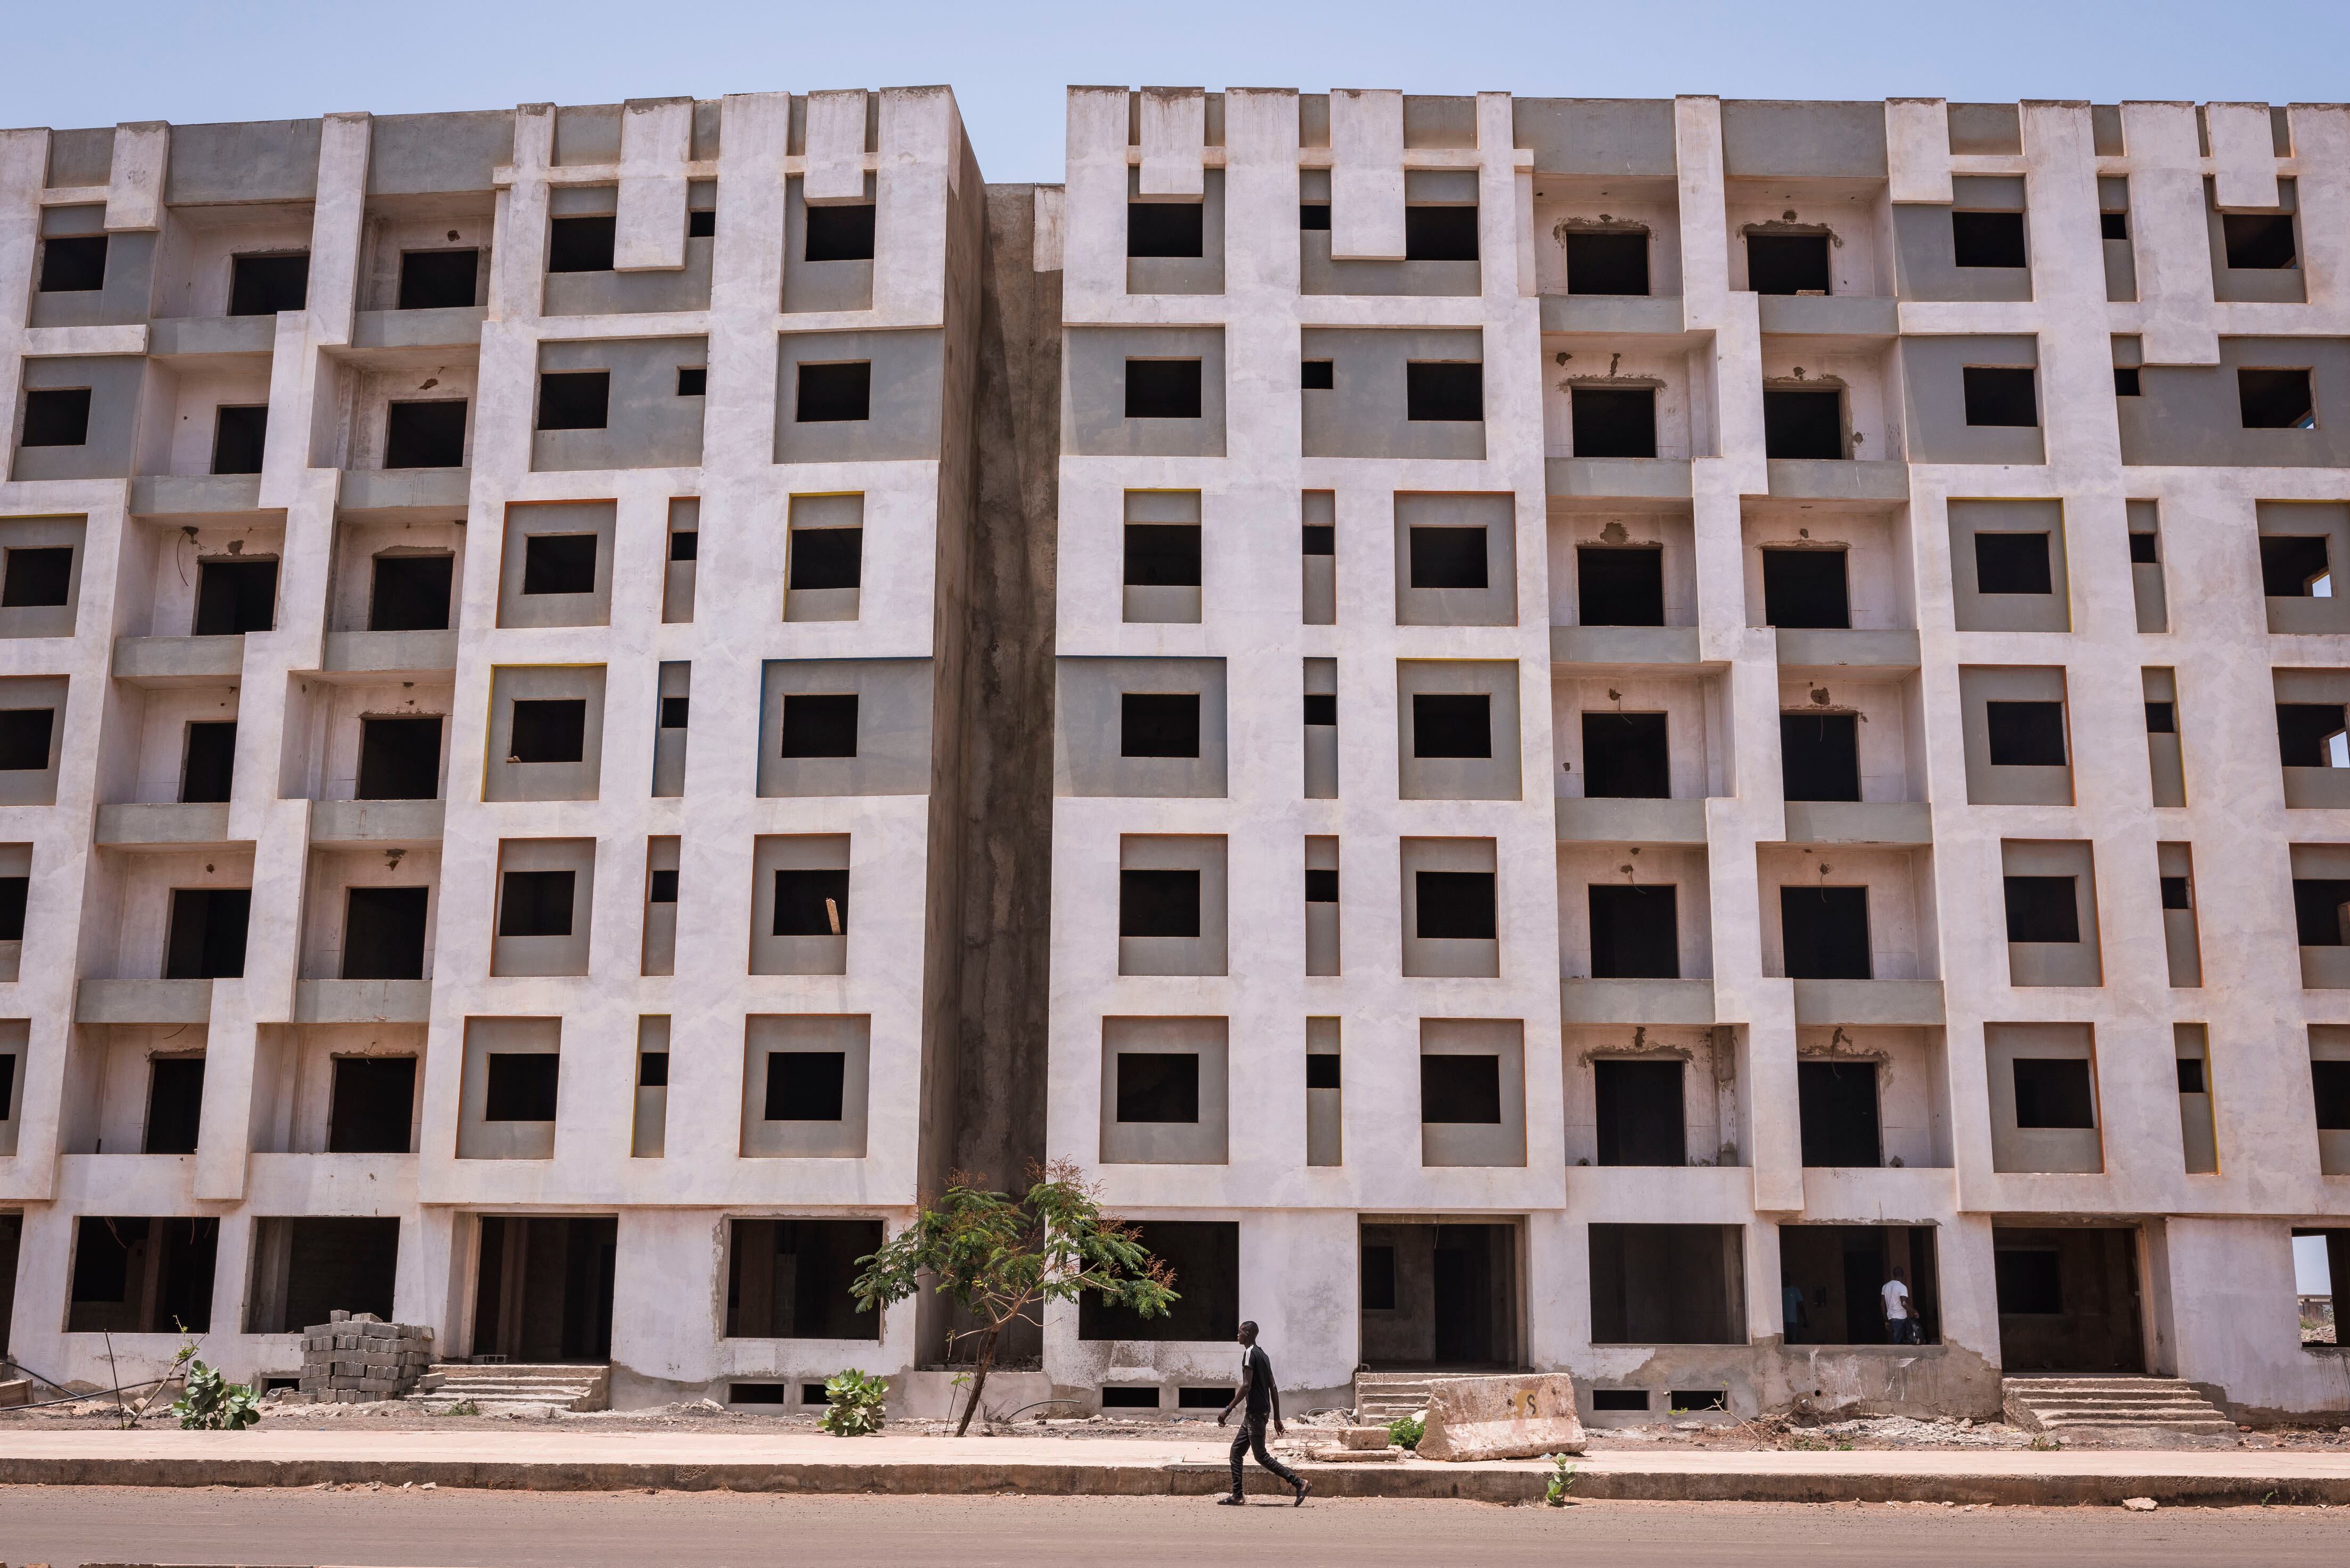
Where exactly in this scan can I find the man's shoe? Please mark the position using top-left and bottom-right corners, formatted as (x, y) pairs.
(1294, 1478), (1312, 1507)
(1216, 1495), (1247, 1506)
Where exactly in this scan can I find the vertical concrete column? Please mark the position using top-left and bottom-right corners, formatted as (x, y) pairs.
(1137, 87), (1204, 199)
(2119, 101), (2219, 364)
(102, 121), (168, 232)
(872, 87), (953, 319)
(1884, 98), (1953, 205)
(1328, 88), (1404, 261)
(801, 88), (869, 203)
(2288, 105), (2348, 309)
(613, 97), (692, 272)
(1060, 87), (1129, 308)
(2205, 102), (2280, 210)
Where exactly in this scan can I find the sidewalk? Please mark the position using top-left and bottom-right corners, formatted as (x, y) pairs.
(2, 1429), (2348, 1506)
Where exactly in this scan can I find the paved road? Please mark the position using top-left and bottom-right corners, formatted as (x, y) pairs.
(1, 1487), (2342, 1567)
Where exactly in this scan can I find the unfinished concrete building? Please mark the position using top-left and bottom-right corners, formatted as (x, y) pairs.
(1, 86), (2347, 1427)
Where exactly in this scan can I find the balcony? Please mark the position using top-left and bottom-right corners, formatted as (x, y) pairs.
(1551, 625), (1703, 669)
(1773, 627), (1921, 675)
(351, 305), (487, 351)
(127, 475), (267, 519)
(1561, 977), (1716, 1026)
(1756, 295), (1898, 339)
(147, 316), (276, 358)
(94, 803), (235, 850)
(1765, 459), (1910, 504)
(338, 469), (471, 513)
(308, 799), (445, 847)
(1780, 801), (1933, 847)
(1546, 458), (1693, 503)
(293, 979), (432, 1024)
(1791, 978), (1945, 1027)
(76, 978), (213, 1025)
(112, 636), (245, 686)
(321, 631), (460, 679)
(1540, 295), (1686, 336)
(1557, 796), (1708, 844)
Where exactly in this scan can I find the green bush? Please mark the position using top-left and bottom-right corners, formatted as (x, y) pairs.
(1387, 1412), (1424, 1450)
(171, 1359), (260, 1431)
(820, 1368), (889, 1437)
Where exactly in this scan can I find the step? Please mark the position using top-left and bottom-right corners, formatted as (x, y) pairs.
(2002, 1375), (2231, 1437)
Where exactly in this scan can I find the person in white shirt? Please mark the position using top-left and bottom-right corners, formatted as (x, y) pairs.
(1881, 1268), (1918, 1345)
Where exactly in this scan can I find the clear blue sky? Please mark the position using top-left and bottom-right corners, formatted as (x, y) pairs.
(14, 1), (2350, 185)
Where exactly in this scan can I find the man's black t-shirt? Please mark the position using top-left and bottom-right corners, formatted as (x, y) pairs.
(1241, 1343), (1275, 1417)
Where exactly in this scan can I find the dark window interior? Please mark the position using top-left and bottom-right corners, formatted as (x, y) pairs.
(1798, 1061), (1881, 1167)
(1306, 1053), (1341, 1089)
(676, 367), (706, 400)
(1595, 1058), (1684, 1166)
(1951, 210), (2028, 269)
(725, 1218), (885, 1341)
(1360, 1242), (1395, 1308)
(1301, 524), (1334, 557)
(179, 721), (237, 804)
(38, 235), (107, 292)
(733, 1382), (786, 1404)
(1588, 884), (1678, 978)
(1781, 712), (1861, 802)
(21, 389), (90, 447)
(0, 708), (54, 770)
(0, 875), (27, 941)
(194, 559), (278, 635)
(764, 1051), (847, 1121)
(2292, 878), (2350, 945)
(2144, 702), (2172, 738)
(1985, 701), (2067, 767)
(2101, 210), (2129, 241)
(2260, 534), (2330, 596)
(1116, 1052), (1200, 1123)
(357, 716), (443, 800)
(521, 533), (597, 596)
(1974, 532), (2053, 594)
(640, 1051), (669, 1086)
(398, 249), (478, 310)
(805, 204), (876, 262)
(1405, 362), (1483, 421)
(2160, 875), (2191, 911)
(2275, 703), (2345, 767)
(536, 372), (609, 431)
(2114, 366), (2141, 396)
(1762, 387), (1842, 459)
(1781, 886), (1872, 979)
(1128, 202), (1204, 259)
(797, 362), (872, 422)
(1299, 202), (1331, 230)
(229, 253), (310, 314)
(1747, 233), (1832, 294)
(1100, 1386), (1159, 1408)
(1121, 693), (1200, 758)
(2002, 876), (2080, 944)
(1581, 711), (1669, 799)
(772, 868), (850, 936)
(1302, 693), (1336, 726)
(1570, 387), (1657, 458)
(2012, 1058), (2095, 1129)
(2240, 368), (2315, 429)
(483, 1052), (559, 1122)
(1963, 367), (2039, 427)
(547, 216), (616, 273)
(1412, 693), (1492, 759)
(1301, 359), (1334, 389)
(384, 401), (468, 468)
(508, 699), (586, 764)
(145, 1056), (205, 1155)
(779, 693), (859, 758)
(2313, 1060), (2350, 1130)
(790, 527), (864, 590)
(1123, 524), (1202, 587)
(1566, 230), (1648, 295)
(211, 405), (268, 476)
(1119, 868), (1201, 939)
(1415, 870), (1496, 940)
(343, 886), (429, 980)
(2223, 213), (2297, 271)
(648, 869), (678, 903)
(1408, 526), (1487, 590)
(164, 887), (250, 979)
(1080, 1221), (1237, 1342)
(369, 554), (453, 632)
(1591, 1388), (1650, 1411)
(1404, 205), (1479, 262)
(2129, 531), (2159, 565)
(1420, 1053), (1501, 1123)
(1124, 360), (1202, 419)
(660, 695), (689, 729)
(1577, 546), (1665, 626)
(68, 1216), (219, 1333)
(1761, 549), (1849, 628)
(2, 546), (73, 608)
(497, 870), (574, 938)
(669, 529), (698, 562)
(327, 1056), (416, 1154)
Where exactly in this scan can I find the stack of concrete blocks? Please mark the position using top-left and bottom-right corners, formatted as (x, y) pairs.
(296, 1310), (433, 1404)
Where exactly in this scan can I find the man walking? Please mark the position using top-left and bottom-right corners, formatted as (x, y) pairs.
(1216, 1321), (1309, 1506)
(1882, 1267), (1918, 1345)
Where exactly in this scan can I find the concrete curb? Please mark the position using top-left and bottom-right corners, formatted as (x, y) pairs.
(2, 1453), (2347, 1507)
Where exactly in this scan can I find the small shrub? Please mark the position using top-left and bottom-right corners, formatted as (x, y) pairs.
(436, 1399), (482, 1417)
(820, 1368), (889, 1437)
(172, 1358), (260, 1431)
(1387, 1412), (1424, 1450)
(1544, 1455), (1578, 1507)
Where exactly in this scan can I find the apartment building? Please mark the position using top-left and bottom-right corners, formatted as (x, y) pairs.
(0, 85), (2346, 1424)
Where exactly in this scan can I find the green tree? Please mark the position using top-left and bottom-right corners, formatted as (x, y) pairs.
(852, 1160), (1176, 1436)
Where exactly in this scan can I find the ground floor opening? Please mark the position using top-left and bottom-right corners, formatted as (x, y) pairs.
(1778, 1223), (1941, 1345)
(1359, 1219), (1521, 1368)
(1589, 1223), (1746, 1346)
(1992, 1224), (2144, 1373)
(470, 1215), (615, 1363)
(245, 1217), (399, 1333)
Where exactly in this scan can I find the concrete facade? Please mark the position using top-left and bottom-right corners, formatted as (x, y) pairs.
(1, 88), (2347, 1425)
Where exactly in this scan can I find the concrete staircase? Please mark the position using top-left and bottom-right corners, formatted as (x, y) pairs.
(1352, 1373), (1437, 1423)
(413, 1363), (610, 1413)
(2001, 1375), (2236, 1442)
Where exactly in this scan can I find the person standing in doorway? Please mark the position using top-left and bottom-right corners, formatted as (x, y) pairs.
(1217, 1321), (1310, 1506)
(1882, 1268), (1918, 1345)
